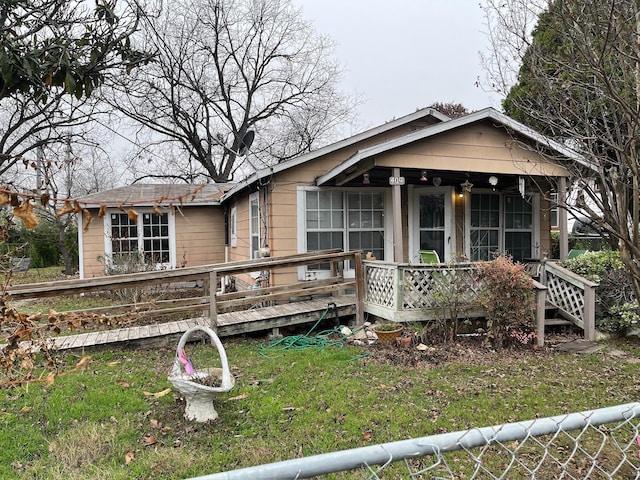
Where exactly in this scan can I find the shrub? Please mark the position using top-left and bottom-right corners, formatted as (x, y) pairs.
(561, 250), (636, 334)
(477, 255), (535, 348)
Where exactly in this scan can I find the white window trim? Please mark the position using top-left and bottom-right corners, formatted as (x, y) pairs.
(103, 208), (176, 271)
(249, 192), (260, 259)
(296, 186), (392, 280)
(230, 205), (237, 248)
(408, 185), (456, 264)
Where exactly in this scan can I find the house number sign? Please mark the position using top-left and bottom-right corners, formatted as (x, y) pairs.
(389, 176), (405, 186)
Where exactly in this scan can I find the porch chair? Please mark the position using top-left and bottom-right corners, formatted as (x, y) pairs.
(419, 249), (440, 264)
(568, 249), (589, 260)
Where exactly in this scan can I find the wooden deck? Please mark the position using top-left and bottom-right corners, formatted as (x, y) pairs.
(43, 295), (357, 351)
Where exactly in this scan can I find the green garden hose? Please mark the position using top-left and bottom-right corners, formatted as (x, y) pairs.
(258, 303), (366, 357)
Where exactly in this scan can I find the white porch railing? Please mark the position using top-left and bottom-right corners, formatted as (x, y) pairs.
(363, 260), (484, 323)
(539, 260), (599, 341)
(362, 259), (596, 346)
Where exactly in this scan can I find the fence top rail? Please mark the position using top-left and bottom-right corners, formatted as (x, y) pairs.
(7, 249), (358, 299)
(544, 261), (600, 289)
(364, 259), (482, 271)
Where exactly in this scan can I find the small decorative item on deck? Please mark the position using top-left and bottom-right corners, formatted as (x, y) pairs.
(168, 326), (234, 422)
(373, 322), (403, 345)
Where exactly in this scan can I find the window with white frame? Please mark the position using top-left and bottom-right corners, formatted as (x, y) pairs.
(249, 193), (260, 259)
(504, 195), (533, 261)
(470, 193), (500, 261)
(304, 189), (385, 270)
(469, 193), (535, 262)
(106, 210), (174, 269)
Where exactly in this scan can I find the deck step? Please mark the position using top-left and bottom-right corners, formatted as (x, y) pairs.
(545, 318), (573, 326)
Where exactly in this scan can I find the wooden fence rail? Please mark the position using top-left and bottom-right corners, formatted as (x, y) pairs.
(7, 250), (365, 332)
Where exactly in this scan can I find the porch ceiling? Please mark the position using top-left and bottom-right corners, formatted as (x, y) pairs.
(320, 167), (555, 192)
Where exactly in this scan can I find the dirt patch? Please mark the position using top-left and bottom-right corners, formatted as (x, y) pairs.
(357, 331), (594, 368)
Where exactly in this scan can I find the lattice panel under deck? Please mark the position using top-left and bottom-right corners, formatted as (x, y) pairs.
(402, 267), (481, 310)
(402, 269), (439, 309)
(364, 265), (395, 307)
(546, 272), (585, 319)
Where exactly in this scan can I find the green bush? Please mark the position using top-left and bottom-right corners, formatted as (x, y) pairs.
(561, 250), (635, 334)
(478, 255), (535, 348)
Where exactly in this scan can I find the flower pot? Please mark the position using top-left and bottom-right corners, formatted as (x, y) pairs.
(374, 326), (403, 345)
(168, 326), (234, 422)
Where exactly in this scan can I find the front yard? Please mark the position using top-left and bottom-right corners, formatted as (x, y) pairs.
(1, 333), (639, 479)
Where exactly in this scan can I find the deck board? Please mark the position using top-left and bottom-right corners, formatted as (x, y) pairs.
(4, 295), (357, 352)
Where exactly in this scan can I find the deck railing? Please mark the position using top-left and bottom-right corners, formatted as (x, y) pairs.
(539, 260), (599, 341)
(7, 250), (365, 332)
(363, 260), (584, 347)
(363, 260), (484, 323)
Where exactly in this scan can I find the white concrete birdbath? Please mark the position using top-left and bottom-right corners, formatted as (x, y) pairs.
(168, 326), (234, 422)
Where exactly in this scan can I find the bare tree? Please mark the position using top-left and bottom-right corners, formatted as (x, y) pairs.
(107, 0), (357, 183)
(481, 0), (640, 300)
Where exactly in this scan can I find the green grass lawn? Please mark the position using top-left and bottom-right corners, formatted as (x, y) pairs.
(1, 336), (639, 479)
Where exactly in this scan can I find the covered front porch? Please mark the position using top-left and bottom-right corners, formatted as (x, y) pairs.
(312, 110), (574, 266)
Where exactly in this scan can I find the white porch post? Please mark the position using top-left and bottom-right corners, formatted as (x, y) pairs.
(558, 177), (569, 260)
(392, 167), (404, 262)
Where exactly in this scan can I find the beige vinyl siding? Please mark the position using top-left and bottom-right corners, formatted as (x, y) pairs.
(81, 209), (108, 278)
(374, 123), (571, 178)
(174, 207), (225, 268)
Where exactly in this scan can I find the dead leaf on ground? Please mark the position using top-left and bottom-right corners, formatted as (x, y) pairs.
(143, 388), (171, 398)
(20, 406), (31, 413)
(125, 450), (135, 464)
(362, 431), (372, 441)
(228, 392), (249, 401)
(117, 380), (130, 388)
(150, 418), (161, 429)
(107, 361), (120, 367)
(142, 434), (158, 447)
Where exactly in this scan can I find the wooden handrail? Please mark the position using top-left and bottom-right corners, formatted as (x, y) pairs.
(7, 249), (365, 330)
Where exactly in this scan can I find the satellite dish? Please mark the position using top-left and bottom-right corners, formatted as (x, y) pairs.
(238, 130), (255, 156)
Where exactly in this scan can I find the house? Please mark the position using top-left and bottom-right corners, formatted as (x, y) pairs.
(77, 107), (576, 280)
(76, 183), (231, 278)
(221, 107), (574, 283)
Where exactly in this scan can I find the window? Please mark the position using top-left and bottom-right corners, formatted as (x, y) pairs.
(110, 212), (139, 259)
(469, 193), (535, 262)
(504, 195), (533, 261)
(347, 192), (385, 261)
(303, 189), (385, 271)
(249, 193), (260, 259)
(470, 193), (500, 261)
(142, 212), (170, 263)
(106, 210), (174, 270)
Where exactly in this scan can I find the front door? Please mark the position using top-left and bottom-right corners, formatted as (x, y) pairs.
(410, 187), (454, 263)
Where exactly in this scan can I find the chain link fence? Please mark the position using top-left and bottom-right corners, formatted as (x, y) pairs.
(192, 402), (640, 479)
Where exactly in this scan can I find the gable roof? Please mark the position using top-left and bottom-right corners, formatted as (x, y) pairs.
(316, 107), (587, 185)
(77, 183), (232, 208)
(221, 107), (450, 202)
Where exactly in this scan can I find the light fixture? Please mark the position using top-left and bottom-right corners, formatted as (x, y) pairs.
(420, 170), (428, 182)
(460, 179), (473, 193)
(362, 172), (370, 185)
(489, 175), (498, 186)
(433, 176), (442, 187)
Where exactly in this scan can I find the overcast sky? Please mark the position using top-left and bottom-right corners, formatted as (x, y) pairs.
(293, 0), (503, 128)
